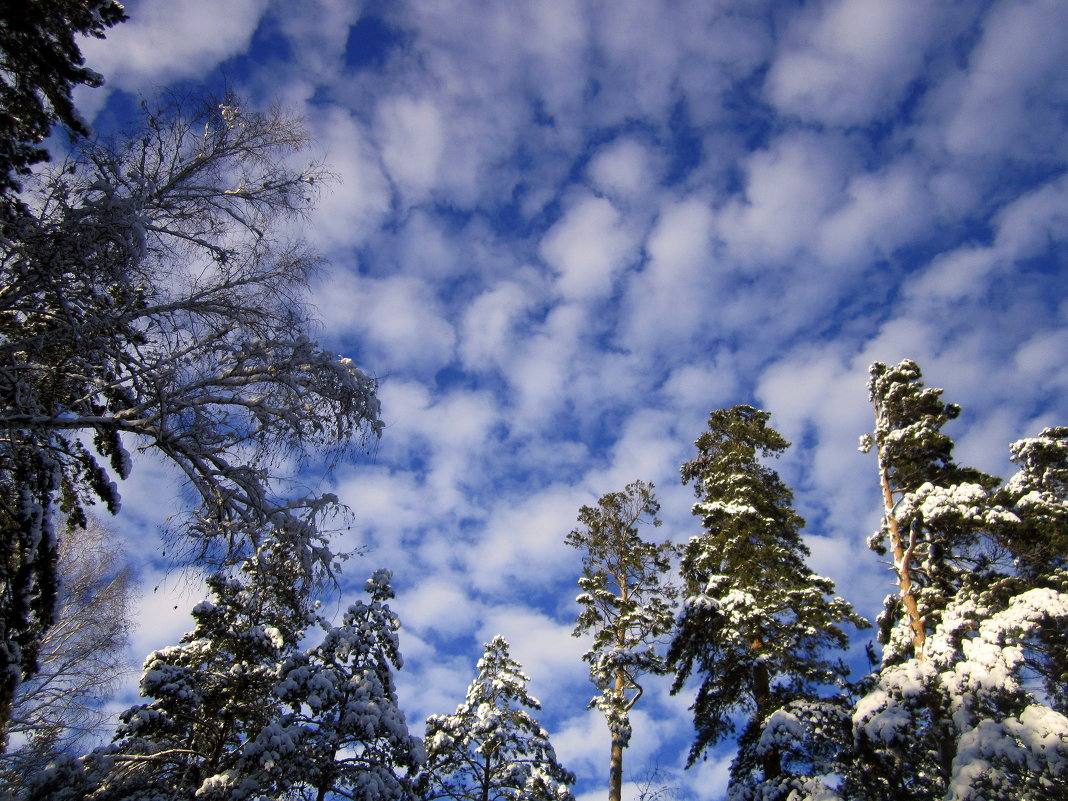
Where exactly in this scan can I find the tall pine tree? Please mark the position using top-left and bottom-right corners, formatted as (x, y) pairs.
(566, 480), (675, 801)
(859, 359), (1000, 663)
(668, 405), (866, 798)
(849, 361), (1068, 801)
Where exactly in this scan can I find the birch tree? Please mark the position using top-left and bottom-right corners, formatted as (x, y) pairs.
(0, 517), (134, 784)
(0, 95), (382, 734)
(566, 480), (675, 801)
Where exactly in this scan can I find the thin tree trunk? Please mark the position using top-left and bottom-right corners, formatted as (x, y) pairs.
(608, 668), (625, 801)
(878, 459), (926, 658)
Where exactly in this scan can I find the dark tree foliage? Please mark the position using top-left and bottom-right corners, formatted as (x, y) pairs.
(668, 405), (866, 791)
(0, 0), (126, 193)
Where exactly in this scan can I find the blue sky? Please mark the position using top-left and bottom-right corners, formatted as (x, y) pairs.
(73, 1), (1068, 799)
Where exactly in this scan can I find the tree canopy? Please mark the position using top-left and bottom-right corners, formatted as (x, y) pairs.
(0, 95), (382, 732)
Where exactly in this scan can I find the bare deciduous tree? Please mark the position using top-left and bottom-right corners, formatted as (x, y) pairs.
(0, 94), (382, 734)
(1, 516), (135, 782)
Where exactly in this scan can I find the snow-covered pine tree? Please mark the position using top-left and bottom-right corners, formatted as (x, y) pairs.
(859, 359), (1001, 663)
(422, 636), (574, 801)
(274, 569), (424, 801)
(566, 480), (675, 801)
(668, 405), (866, 799)
(21, 554), (423, 801)
(847, 361), (1068, 801)
(995, 426), (1068, 578)
(994, 426), (1068, 713)
(61, 539), (313, 801)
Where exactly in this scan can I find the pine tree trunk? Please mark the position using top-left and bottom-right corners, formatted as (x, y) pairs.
(878, 459), (926, 658)
(608, 668), (625, 801)
(751, 640), (781, 781)
(482, 752), (492, 801)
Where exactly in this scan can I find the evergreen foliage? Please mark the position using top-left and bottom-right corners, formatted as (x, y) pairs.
(274, 569), (424, 801)
(566, 480), (675, 801)
(423, 636), (574, 801)
(859, 359), (1001, 663)
(20, 554), (420, 801)
(668, 405), (867, 795)
(0, 0), (126, 193)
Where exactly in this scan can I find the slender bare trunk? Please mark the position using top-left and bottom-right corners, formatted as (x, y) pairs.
(608, 668), (625, 801)
(878, 459), (925, 658)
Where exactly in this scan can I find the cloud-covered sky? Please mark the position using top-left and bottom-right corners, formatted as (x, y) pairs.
(77, 1), (1068, 798)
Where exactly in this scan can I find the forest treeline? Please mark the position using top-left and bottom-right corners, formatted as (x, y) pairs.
(1, 6), (1066, 801)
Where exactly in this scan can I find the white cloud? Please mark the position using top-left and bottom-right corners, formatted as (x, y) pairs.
(817, 159), (933, 266)
(77, 0), (269, 116)
(587, 139), (661, 202)
(463, 484), (588, 596)
(540, 194), (640, 301)
(306, 105), (392, 249)
(717, 132), (852, 265)
(506, 302), (586, 431)
(903, 172), (1068, 312)
(269, 0), (364, 75)
(397, 575), (483, 638)
(459, 282), (537, 371)
(376, 95), (446, 203)
(619, 196), (717, 355)
(766, 0), (943, 126)
(941, 0), (1068, 160)
(311, 271), (455, 373)
(1015, 329), (1068, 397)
(555, 710), (612, 784)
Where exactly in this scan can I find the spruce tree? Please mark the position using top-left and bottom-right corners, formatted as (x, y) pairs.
(21, 553), (421, 801)
(668, 405), (866, 797)
(566, 480), (675, 801)
(422, 636), (574, 801)
(274, 569), (424, 801)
